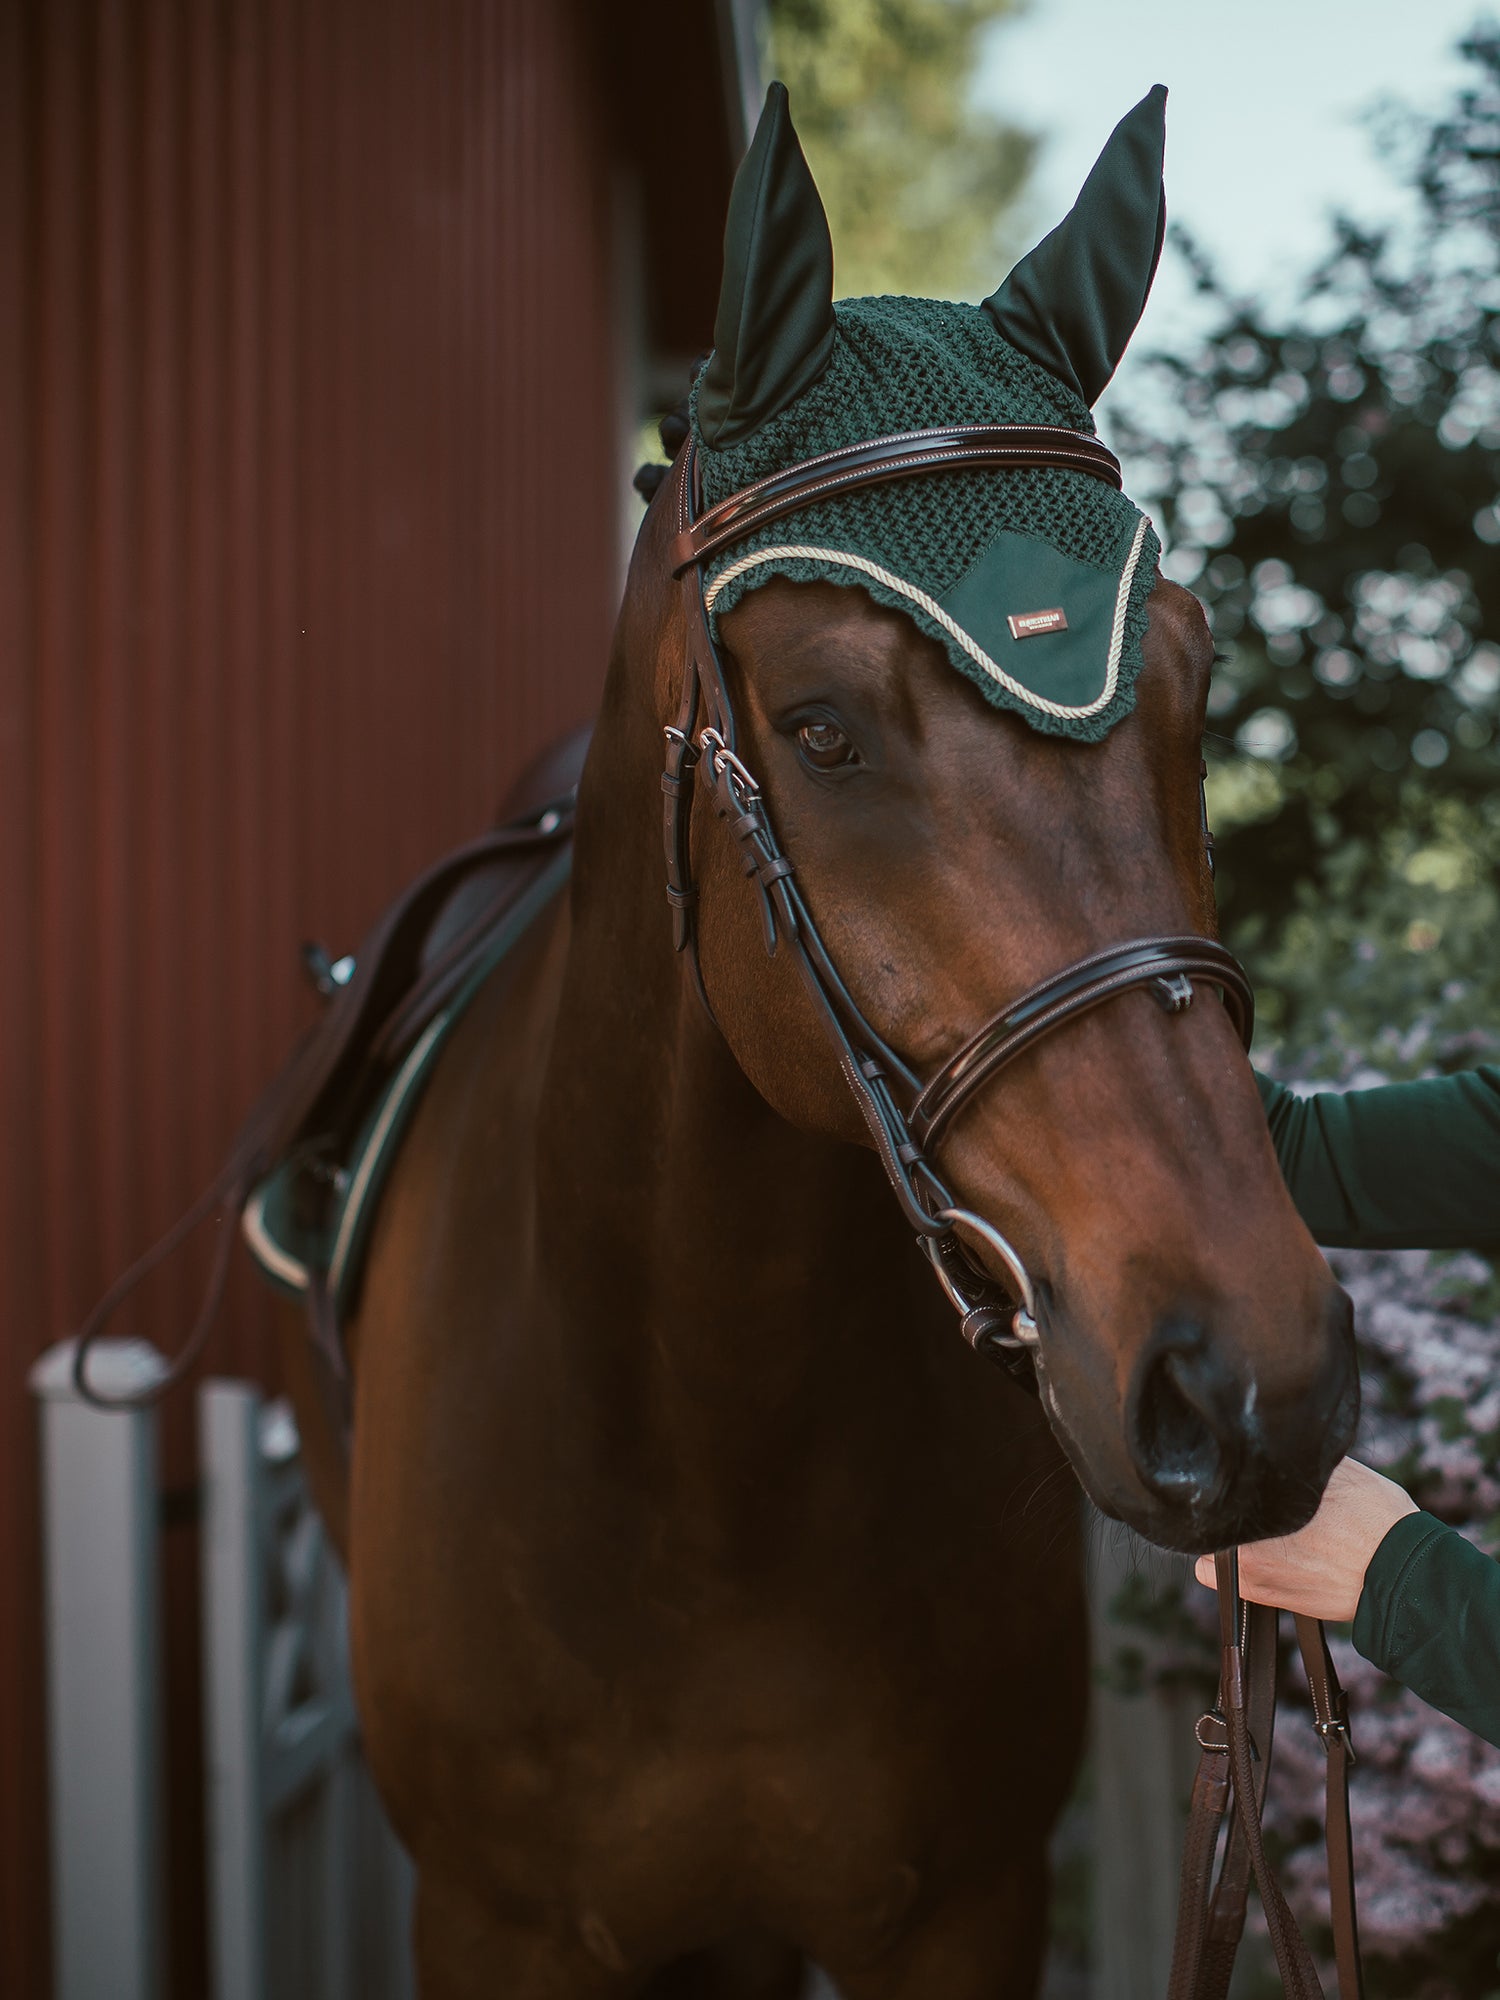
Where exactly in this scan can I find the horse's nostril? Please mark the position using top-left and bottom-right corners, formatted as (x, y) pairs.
(1130, 1326), (1244, 1508)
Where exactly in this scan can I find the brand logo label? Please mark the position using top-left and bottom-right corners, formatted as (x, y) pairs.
(1006, 607), (1068, 640)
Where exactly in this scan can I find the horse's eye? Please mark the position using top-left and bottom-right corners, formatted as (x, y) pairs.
(796, 718), (857, 770)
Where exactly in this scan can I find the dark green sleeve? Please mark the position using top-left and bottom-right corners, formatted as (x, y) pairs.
(1257, 1068), (1500, 1251)
(1353, 1510), (1500, 1748)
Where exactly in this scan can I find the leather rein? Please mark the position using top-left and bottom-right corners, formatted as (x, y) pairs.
(660, 422), (1363, 1997)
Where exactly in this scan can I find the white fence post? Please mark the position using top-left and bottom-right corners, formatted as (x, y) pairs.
(30, 1337), (167, 2000)
(199, 1379), (413, 2000)
(199, 1383), (269, 2000)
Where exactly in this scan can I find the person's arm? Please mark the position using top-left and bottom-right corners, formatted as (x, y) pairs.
(1257, 1066), (1500, 1250)
(1351, 1511), (1500, 1749)
(1194, 1459), (1500, 1750)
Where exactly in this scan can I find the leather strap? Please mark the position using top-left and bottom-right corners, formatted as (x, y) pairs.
(1168, 1710), (1234, 2000)
(1295, 1615), (1364, 2000)
(910, 937), (1255, 1147)
(669, 454), (960, 1244)
(1218, 1569), (1324, 1998)
(1169, 1596), (1281, 2000)
(1168, 1559), (1365, 2000)
(1207, 1598), (1280, 1995)
(669, 422), (1122, 574)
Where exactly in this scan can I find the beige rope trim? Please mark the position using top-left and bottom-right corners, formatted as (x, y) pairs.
(703, 513), (1152, 722)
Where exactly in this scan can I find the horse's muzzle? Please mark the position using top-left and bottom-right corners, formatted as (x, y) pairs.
(1055, 1283), (1359, 1554)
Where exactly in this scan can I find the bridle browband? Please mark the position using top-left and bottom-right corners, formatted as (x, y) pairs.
(669, 422), (1124, 572)
(660, 423), (1253, 1375)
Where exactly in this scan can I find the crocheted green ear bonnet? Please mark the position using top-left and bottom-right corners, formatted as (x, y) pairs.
(689, 83), (1168, 743)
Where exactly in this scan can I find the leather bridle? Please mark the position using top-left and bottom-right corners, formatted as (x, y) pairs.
(661, 424), (1254, 1374)
(659, 421), (1364, 1998)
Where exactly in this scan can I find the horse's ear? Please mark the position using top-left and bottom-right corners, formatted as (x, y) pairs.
(696, 82), (836, 449)
(983, 85), (1167, 407)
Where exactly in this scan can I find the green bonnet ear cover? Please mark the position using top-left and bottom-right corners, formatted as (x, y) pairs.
(697, 82), (837, 449)
(984, 84), (1167, 405)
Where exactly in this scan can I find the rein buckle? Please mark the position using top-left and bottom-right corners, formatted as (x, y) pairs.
(1316, 1713), (1357, 1763)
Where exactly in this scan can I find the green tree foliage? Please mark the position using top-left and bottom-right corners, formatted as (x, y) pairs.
(1114, 31), (1500, 1071)
(765, 0), (1034, 302)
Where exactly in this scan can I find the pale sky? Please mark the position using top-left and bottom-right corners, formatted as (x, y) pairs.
(975, 0), (1493, 394)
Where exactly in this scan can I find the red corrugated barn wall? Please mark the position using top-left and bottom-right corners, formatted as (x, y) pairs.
(0, 1), (740, 1992)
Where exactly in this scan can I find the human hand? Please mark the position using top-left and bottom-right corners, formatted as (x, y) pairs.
(1193, 1457), (1418, 1623)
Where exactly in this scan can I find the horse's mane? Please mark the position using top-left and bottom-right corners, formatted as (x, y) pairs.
(632, 379), (696, 504)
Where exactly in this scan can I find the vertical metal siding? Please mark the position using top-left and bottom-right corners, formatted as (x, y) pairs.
(0, 2), (46, 1991)
(1, 0), (624, 1990)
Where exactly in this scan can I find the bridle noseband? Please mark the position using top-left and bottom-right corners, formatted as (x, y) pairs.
(660, 424), (1252, 1380)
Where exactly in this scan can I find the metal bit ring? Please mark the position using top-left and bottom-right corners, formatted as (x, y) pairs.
(933, 1207), (1040, 1345)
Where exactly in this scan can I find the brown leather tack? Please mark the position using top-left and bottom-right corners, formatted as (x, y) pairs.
(669, 422), (1123, 574)
(1168, 1556), (1364, 1999)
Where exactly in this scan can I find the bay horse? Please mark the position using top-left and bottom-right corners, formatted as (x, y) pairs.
(277, 516), (1357, 1999)
(274, 92), (1359, 2000)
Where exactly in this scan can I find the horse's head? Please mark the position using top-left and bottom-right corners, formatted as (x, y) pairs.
(635, 83), (1357, 1553)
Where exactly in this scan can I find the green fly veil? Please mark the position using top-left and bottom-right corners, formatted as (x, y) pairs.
(688, 81), (1168, 742)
